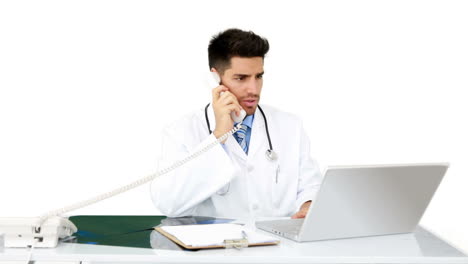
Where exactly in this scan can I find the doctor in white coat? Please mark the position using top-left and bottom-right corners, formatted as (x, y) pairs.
(151, 29), (322, 219)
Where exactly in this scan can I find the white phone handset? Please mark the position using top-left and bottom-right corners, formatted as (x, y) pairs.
(209, 72), (246, 123)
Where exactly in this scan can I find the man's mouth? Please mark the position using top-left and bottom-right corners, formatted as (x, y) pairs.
(242, 99), (257, 108)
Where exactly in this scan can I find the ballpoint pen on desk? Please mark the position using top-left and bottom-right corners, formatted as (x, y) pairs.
(232, 230), (249, 250)
(242, 230), (248, 241)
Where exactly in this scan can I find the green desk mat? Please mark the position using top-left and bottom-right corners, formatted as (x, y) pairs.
(69, 215), (166, 249)
(68, 215), (233, 249)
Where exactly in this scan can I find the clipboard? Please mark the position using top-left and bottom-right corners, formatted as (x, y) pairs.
(155, 224), (280, 249)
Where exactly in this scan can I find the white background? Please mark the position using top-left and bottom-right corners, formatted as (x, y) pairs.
(1, 0), (467, 253)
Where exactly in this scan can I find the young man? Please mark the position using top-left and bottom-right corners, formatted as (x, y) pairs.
(151, 29), (322, 219)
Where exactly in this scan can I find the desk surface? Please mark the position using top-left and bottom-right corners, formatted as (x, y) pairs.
(1, 226), (467, 264)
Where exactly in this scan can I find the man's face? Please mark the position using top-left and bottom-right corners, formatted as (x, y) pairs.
(219, 56), (264, 116)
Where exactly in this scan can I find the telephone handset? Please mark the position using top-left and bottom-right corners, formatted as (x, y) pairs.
(208, 72), (246, 123)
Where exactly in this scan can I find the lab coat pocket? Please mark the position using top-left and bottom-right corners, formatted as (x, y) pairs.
(270, 161), (283, 212)
(271, 162), (297, 216)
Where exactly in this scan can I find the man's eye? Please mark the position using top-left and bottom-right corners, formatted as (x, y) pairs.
(235, 77), (245, 81)
(257, 75), (263, 79)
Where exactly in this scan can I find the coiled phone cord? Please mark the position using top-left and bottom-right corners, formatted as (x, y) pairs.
(37, 124), (242, 226)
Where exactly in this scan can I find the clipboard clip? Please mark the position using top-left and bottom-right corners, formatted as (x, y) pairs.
(223, 238), (248, 249)
(224, 230), (249, 249)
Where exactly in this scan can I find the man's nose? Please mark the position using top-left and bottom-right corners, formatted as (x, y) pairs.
(245, 78), (260, 94)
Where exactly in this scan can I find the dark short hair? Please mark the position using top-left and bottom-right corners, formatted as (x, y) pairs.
(208, 28), (270, 74)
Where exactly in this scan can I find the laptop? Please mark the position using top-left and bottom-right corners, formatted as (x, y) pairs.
(256, 163), (448, 242)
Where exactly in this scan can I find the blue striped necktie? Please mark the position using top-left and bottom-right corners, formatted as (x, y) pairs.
(234, 124), (249, 154)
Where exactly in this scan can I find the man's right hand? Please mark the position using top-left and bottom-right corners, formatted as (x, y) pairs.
(211, 85), (243, 143)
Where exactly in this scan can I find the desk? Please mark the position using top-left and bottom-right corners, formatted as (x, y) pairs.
(1, 225), (467, 264)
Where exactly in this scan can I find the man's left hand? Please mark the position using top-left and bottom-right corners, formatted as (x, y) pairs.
(291, 201), (312, 219)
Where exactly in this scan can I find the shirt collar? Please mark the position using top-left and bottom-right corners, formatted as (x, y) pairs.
(235, 114), (254, 129)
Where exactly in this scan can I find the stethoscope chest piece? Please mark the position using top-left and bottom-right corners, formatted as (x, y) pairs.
(265, 149), (278, 161)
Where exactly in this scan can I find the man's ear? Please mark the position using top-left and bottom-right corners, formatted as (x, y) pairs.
(210, 68), (222, 85)
(211, 67), (224, 77)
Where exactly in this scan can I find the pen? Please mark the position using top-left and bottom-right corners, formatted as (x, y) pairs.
(276, 165), (280, 183)
(242, 230), (248, 240)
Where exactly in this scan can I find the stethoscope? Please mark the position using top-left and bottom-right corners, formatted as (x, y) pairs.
(204, 103), (277, 162)
(204, 103), (279, 195)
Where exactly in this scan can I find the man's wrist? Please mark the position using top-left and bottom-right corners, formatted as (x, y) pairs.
(213, 129), (228, 143)
(301, 200), (312, 210)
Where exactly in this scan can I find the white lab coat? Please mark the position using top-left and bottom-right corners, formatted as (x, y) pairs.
(150, 104), (322, 218)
